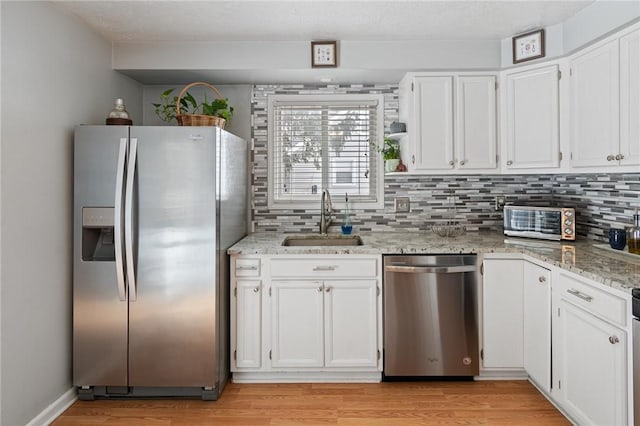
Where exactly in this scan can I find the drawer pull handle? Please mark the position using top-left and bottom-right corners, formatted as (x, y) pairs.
(609, 335), (620, 344)
(253, 287), (259, 293)
(237, 266), (258, 271)
(567, 288), (593, 302)
(538, 276), (546, 283)
(313, 266), (336, 271)
(506, 160), (513, 166)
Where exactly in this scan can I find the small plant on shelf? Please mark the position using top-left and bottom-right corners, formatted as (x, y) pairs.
(379, 137), (400, 160)
(373, 137), (402, 172)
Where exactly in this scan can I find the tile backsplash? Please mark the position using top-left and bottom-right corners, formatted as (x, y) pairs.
(250, 84), (640, 241)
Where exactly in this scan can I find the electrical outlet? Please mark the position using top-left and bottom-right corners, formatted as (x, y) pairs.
(495, 195), (506, 211)
(395, 197), (410, 213)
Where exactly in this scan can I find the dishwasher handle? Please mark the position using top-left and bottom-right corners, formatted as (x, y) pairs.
(385, 264), (477, 274)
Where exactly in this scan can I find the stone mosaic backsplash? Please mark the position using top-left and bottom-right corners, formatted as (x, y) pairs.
(250, 84), (640, 241)
(554, 173), (640, 241)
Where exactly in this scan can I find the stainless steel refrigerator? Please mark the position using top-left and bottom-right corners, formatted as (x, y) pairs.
(73, 125), (247, 400)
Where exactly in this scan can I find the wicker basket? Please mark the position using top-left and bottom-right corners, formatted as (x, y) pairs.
(176, 82), (226, 128)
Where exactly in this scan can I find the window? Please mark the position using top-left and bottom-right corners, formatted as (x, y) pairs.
(267, 94), (384, 209)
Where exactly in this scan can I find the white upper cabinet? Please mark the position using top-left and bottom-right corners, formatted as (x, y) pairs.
(570, 39), (620, 168)
(399, 73), (498, 174)
(456, 76), (497, 170)
(412, 76), (455, 171)
(620, 28), (640, 166)
(504, 64), (560, 169)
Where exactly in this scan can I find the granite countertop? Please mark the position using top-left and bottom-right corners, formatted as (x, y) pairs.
(228, 231), (640, 294)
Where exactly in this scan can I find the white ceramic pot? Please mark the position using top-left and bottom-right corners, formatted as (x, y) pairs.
(385, 159), (400, 172)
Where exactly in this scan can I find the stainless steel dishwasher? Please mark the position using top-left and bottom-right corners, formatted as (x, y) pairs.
(383, 254), (479, 377)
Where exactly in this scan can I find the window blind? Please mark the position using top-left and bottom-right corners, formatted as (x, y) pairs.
(270, 99), (380, 206)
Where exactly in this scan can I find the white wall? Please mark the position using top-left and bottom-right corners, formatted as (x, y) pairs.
(113, 39), (502, 85)
(0, 2), (141, 425)
(501, 0), (640, 67)
(563, 0), (640, 53)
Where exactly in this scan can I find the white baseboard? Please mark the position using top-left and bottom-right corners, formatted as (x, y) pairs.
(26, 387), (77, 426)
(232, 371), (382, 383)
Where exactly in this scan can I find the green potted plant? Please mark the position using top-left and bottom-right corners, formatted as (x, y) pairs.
(152, 82), (234, 128)
(377, 137), (401, 172)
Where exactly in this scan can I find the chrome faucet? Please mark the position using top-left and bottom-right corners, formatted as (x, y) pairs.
(319, 189), (333, 234)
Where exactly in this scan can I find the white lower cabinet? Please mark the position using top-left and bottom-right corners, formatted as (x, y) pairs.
(482, 257), (524, 373)
(523, 261), (551, 392)
(271, 280), (325, 368)
(552, 271), (630, 425)
(235, 280), (263, 368)
(231, 254), (382, 381)
(324, 280), (378, 368)
(271, 279), (378, 369)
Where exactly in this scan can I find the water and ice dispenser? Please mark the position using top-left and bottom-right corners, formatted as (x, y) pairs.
(82, 207), (116, 261)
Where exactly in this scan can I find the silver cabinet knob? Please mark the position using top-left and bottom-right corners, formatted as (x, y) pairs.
(459, 160), (466, 166)
(620, 154), (625, 160)
(317, 286), (323, 292)
(607, 155), (614, 161)
(506, 160), (513, 166)
(253, 287), (259, 293)
(325, 287), (331, 293)
(449, 160), (455, 166)
(538, 276), (546, 283)
(412, 155), (415, 165)
(609, 335), (619, 344)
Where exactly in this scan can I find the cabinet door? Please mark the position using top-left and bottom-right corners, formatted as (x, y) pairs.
(234, 280), (262, 369)
(620, 28), (640, 166)
(324, 280), (378, 368)
(456, 76), (497, 170)
(570, 39), (620, 167)
(554, 297), (627, 425)
(482, 259), (524, 369)
(505, 65), (560, 169)
(523, 262), (551, 392)
(413, 76), (454, 170)
(271, 280), (324, 368)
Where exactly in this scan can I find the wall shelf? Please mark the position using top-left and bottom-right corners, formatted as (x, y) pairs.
(386, 132), (407, 141)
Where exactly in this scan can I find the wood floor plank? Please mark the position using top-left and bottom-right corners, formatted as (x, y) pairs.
(52, 381), (570, 426)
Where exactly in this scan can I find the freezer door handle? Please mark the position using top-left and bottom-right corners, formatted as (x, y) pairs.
(114, 137), (127, 302)
(385, 264), (477, 274)
(125, 138), (138, 301)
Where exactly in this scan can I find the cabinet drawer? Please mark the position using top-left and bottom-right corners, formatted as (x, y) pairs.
(556, 271), (628, 327)
(271, 257), (378, 278)
(235, 258), (261, 277)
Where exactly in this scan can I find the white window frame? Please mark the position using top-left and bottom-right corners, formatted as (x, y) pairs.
(267, 94), (385, 210)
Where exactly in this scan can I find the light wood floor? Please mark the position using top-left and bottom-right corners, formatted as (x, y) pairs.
(52, 381), (570, 425)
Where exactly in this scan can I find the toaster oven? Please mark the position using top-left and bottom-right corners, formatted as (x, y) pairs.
(503, 205), (575, 241)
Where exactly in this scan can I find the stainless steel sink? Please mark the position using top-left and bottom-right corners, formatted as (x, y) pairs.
(282, 235), (364, 246)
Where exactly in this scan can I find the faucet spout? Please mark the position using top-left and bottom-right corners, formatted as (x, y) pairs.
(319, 189), (333, 234)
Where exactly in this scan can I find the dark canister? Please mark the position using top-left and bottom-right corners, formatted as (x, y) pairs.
(608, 227), (627, 250)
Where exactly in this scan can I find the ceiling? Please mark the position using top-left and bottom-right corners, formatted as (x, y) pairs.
(55, 0), (593, 43)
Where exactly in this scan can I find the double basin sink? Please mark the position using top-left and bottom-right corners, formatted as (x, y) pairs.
(282, 234), (363, 247)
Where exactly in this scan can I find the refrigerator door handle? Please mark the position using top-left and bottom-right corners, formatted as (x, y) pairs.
(125, 137), (138, 302)
(114, 137), (127, 302)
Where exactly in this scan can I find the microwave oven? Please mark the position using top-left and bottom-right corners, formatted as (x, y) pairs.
(503, 205), (576, 241)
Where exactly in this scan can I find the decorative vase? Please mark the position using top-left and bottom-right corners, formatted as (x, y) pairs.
(385, 159), (400, 172)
